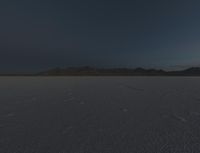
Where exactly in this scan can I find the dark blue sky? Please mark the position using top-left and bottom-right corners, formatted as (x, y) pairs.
(1, 0), (200, 73)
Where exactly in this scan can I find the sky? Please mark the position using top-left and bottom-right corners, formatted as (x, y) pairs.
(0, 0), (200, 73)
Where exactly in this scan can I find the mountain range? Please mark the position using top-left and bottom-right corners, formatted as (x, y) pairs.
(1, 67), (200, 76)
(37, 66), (200, 76)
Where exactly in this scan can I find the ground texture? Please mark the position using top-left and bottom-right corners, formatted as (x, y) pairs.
(1, 77), (200, 153)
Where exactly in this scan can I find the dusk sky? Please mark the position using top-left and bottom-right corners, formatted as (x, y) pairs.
(1, 0), (200, 73)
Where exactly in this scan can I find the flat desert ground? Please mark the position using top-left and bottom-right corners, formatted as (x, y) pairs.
(1, 77), (200, 153)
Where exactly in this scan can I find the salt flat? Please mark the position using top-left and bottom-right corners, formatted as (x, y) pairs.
(0, 77), (200, 153)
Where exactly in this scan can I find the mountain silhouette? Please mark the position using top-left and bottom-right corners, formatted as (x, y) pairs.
(2, 66), (200, 76)
(37, 66), (200, 76)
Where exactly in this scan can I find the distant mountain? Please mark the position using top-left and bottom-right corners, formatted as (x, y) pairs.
(2, 66), (200, 76)
(166, 67), (200, 76)
(38, 66), (168, 76)
(182, 67), (200, 75)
